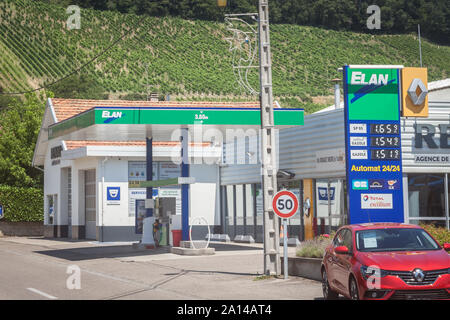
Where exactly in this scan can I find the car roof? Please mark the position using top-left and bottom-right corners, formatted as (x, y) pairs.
(342, 223), (422, 232)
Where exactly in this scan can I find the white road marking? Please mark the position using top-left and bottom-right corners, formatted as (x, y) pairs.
(26, 288), (58, 300)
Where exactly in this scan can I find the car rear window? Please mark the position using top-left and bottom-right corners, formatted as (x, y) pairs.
(355, 228), (440, 252)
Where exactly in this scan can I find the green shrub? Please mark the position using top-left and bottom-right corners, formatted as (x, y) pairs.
(420, 223), (450, 246)
(0, 185), (43, 222)
(296, 232), (335, 258)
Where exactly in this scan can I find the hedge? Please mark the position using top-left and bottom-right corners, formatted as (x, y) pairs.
(0, 185), (43, 222)
(421, 224), (450, 247)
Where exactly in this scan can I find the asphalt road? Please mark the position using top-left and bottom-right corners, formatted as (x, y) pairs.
(0, 236), (322, 300)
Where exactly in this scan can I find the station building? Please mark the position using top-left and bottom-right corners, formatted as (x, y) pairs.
(33, 99), (230, 241)
(33, 78), (450, 243)
(220, 78), (450, 241)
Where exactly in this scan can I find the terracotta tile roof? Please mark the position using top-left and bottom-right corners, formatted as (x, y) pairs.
(50, 98), (261, 122)
(64, 140), (211, 150)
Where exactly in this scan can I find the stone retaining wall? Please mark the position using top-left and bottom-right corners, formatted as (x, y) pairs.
(281, 256), (322, 281)
(0, 221), (44, 237)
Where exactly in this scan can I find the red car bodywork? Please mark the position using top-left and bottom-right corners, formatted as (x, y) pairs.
(321, 223), (450, 300)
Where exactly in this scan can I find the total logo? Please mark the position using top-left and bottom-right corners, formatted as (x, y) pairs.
(361, 193), (393, 209)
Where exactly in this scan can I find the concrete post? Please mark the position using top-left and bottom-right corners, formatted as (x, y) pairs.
(258, 0), (280, 276)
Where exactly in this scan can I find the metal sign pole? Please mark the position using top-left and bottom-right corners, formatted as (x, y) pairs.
(258, 0), (280, 276)
(283, 218), (288, 279)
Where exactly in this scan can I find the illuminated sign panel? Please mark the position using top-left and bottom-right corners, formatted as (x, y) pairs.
(343, 65), (404, 224)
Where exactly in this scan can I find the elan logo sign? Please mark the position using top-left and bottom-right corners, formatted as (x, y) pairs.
(102, 111), (123, 119)
(350, 72), (389, 85)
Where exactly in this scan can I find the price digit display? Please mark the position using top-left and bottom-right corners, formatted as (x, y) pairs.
(370, 136), (400, 147)
(370, 124), (399, 135)
(371, 149), (401, 160)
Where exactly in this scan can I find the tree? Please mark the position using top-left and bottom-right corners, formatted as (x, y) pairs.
(48, 73), (108, 99)
(0, 92), (46, 188)
(0, 86), (16, 111)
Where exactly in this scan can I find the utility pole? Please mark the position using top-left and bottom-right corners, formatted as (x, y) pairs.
(258, 0), (280, 276)
(418, 24), (423, 67)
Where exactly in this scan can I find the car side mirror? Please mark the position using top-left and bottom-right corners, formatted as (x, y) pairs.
(443, 243), (450, 251)
(335, 246), (349, 254)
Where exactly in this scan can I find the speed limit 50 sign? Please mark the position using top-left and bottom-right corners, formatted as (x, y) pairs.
(272, 190), (299, 219)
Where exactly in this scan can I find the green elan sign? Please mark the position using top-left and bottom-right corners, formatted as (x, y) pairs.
(346, 68), (400, 121)
(48, 106), (304, 140)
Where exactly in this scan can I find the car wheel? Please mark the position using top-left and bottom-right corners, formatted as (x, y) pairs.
(322, 269), (339, 300)
(349, 276), (360, 300)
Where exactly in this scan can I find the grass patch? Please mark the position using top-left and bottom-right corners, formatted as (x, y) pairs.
(253, 275), (277, 281)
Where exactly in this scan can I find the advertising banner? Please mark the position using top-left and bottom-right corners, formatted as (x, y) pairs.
(343, 65), (404, 224)
(159, 162), (181, 180)
(128, 161), (158, 181)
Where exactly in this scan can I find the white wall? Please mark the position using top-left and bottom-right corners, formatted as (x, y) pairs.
(189, 164), (220, 226)
(43, 140), (67, 226)
(99, 159), (132, 227)
(44, 146), (222, 239)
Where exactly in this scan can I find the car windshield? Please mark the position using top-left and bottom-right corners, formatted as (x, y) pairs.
(355, 228), (440, 252)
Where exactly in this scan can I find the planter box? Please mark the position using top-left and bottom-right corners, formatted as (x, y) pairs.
(281, 256), (323, 281)
(0, 221), (44, 237)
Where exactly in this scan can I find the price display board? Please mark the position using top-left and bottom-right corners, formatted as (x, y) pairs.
(370, 136), (400, 148)
(343, 65), (404, 224)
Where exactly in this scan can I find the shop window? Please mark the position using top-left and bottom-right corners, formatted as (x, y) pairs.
(226, 185), (234, 226)
(408, 174), (446, 219)
(315, 179), (346, 232)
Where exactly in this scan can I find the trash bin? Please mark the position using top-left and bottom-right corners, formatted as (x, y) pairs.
(171, 229), (182, 247)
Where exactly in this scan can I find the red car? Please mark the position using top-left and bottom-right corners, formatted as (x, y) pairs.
(321, 223), (450, 300)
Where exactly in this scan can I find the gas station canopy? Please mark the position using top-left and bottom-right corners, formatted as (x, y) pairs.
(48, 105), (304, 141)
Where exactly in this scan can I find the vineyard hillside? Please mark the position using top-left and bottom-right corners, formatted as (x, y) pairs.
(1, 0), (449, 112)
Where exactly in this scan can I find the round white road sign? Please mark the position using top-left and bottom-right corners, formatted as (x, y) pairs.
(272, 191), (299, 219)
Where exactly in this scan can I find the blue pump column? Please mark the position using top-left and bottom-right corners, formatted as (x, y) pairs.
(181, 128), (190, 241)
(146, 137), (153, 218)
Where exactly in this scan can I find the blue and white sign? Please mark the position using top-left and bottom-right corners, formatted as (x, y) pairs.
(106, 187), (121, 205)
(344, 65), (404, 224)
(0, 205), (3, 219)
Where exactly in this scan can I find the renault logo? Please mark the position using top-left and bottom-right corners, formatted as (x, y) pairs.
(407, 78), (428, 106)
(412, 268), (425, 282)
